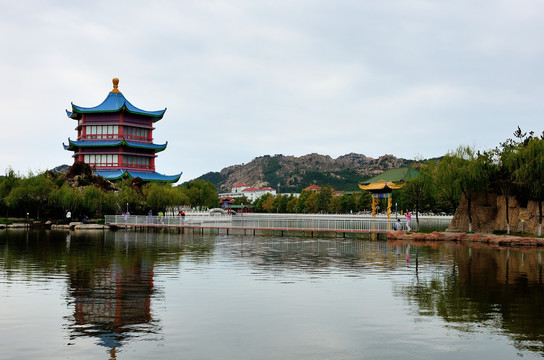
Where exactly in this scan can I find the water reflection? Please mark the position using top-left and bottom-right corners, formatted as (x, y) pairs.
(65, 234), (156, 358)
(1, 230), (544, 359)
(395, 240), (544, 356)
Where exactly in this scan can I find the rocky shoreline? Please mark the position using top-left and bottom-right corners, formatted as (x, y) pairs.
(388, 230), (544, 247)
(0, 222), (108, 230)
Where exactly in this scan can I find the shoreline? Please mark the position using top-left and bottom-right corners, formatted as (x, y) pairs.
(5, 222), (544, 247)
(388, 230), (544, 247)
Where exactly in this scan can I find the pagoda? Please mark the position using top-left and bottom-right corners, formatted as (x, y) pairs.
(63, 78), (182, 182)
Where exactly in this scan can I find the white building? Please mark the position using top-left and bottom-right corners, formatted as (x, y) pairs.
(218, 183), (277, 202)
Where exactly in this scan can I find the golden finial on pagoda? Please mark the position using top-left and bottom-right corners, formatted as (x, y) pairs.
(110, 78), (121, 93)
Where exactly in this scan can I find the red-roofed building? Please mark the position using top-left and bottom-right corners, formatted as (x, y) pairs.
(232, 183), (250, 193)
(303, 185), (322, 192)
(242, 187), (259, 192)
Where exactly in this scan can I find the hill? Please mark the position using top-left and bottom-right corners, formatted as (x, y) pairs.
(195, 153), (412, 193)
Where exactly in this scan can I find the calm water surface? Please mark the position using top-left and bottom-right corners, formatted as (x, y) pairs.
(1, 229), (544, 360)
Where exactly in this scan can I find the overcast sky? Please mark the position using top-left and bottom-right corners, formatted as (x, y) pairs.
(1, 1), (543, 182)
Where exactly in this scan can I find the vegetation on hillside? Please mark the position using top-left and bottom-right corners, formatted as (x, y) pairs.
(193, 152), (411, 192)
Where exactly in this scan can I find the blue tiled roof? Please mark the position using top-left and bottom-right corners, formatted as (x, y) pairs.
(127, 170), (182, 182)
(67, 92), (166, 122)
(94, 169), (126, 180)
(63, 138), (167, 152)
(94, 169), (182, 183)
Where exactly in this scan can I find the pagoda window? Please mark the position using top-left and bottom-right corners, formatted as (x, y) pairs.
(84, 154), (119, 167)
(85, 125), (119, 139)
(124, 126), (149, 141)
(123, 155), (150, 169)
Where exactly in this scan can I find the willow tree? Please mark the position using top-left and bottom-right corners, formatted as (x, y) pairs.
(434, 155), (461, 213)
(50, 183), (83, 217)
(82, 185), (115, 218)
(513, 136), (544, 236)
(401, 163), (434, 229)
(0, 168), (20, 217)
(144, 183), (185, 214)
(442, 146), (489, 232)
(493, 139), (519, 234)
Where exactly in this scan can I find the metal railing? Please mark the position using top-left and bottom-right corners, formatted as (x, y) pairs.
(104, 213), (452, 233)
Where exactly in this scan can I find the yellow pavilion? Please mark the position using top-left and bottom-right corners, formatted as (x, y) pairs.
(358, 180), (403, 219)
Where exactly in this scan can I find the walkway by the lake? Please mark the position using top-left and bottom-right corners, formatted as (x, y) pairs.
(105, 213), (452, 235)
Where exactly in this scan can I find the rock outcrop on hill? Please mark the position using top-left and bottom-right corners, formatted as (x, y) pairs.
(196, 153), (411, 192)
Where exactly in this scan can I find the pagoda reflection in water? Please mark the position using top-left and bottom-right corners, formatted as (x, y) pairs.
(65, 233), (159, 358)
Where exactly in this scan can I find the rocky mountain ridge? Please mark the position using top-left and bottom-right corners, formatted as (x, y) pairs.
(196, 152), (412, 193)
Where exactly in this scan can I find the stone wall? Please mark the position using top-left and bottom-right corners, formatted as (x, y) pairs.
(448, 193), (543, 234)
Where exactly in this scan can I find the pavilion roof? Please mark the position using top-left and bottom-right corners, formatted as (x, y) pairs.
(66, 78), (166, 122)
(358, 179), (403, 192)
(94, 169), (182, 183)
(63, 138), (168, 152)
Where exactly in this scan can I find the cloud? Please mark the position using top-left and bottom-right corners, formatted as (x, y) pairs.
(1, 1), (544, 181)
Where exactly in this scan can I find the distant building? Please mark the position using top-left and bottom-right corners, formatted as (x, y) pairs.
(232, 183), (250, 193)
(219, 184), (277, 202)
(303, 185), (322, 192)
(63, 78), (182, 182)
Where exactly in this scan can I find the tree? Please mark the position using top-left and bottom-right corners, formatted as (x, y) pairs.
(262, 195), (275, 213)
(286, 196), (298, 213)
(0, 168), (20, 217)
(180, 180), (218, 209)
(82, 185), (115, 218)
(339, 194), (357, 213)
(25, 172), (56, 219)
(118, 183), (143, 214)
(317, 185), (333, 213)
(493, 139), (518, 234)
(144, 183), (175, 214)
(400, 163), (435, 229)
(447, 146), (490, 232)
(305, 192), (318, 213)
(512, 137), (544, 236)
(50, 183), (83, 218)
(272, 194), (289, 213)
(328, 195), (340, 213)
(434, 155), (461, 214)
(296, 190), (312, 213)
(355, 191), (372, 212)
(253, 193), (272, 212)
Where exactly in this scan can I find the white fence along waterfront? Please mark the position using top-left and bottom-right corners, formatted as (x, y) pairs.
(104, 213), (452, 234)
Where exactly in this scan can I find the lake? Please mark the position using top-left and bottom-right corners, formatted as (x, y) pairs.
(1, 229), (543, 359)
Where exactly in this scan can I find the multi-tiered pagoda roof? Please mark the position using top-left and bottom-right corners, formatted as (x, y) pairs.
(63, 78), (182, 182)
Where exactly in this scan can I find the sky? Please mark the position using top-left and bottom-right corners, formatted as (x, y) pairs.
(1, 1), (543, 183)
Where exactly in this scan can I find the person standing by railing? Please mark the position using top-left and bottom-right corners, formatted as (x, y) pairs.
(405, 210), (412, 232)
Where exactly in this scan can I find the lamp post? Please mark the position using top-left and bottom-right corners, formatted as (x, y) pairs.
(395, 203), (398, 219)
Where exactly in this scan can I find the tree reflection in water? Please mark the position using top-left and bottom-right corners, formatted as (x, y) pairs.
(396, 241), (544, 356)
